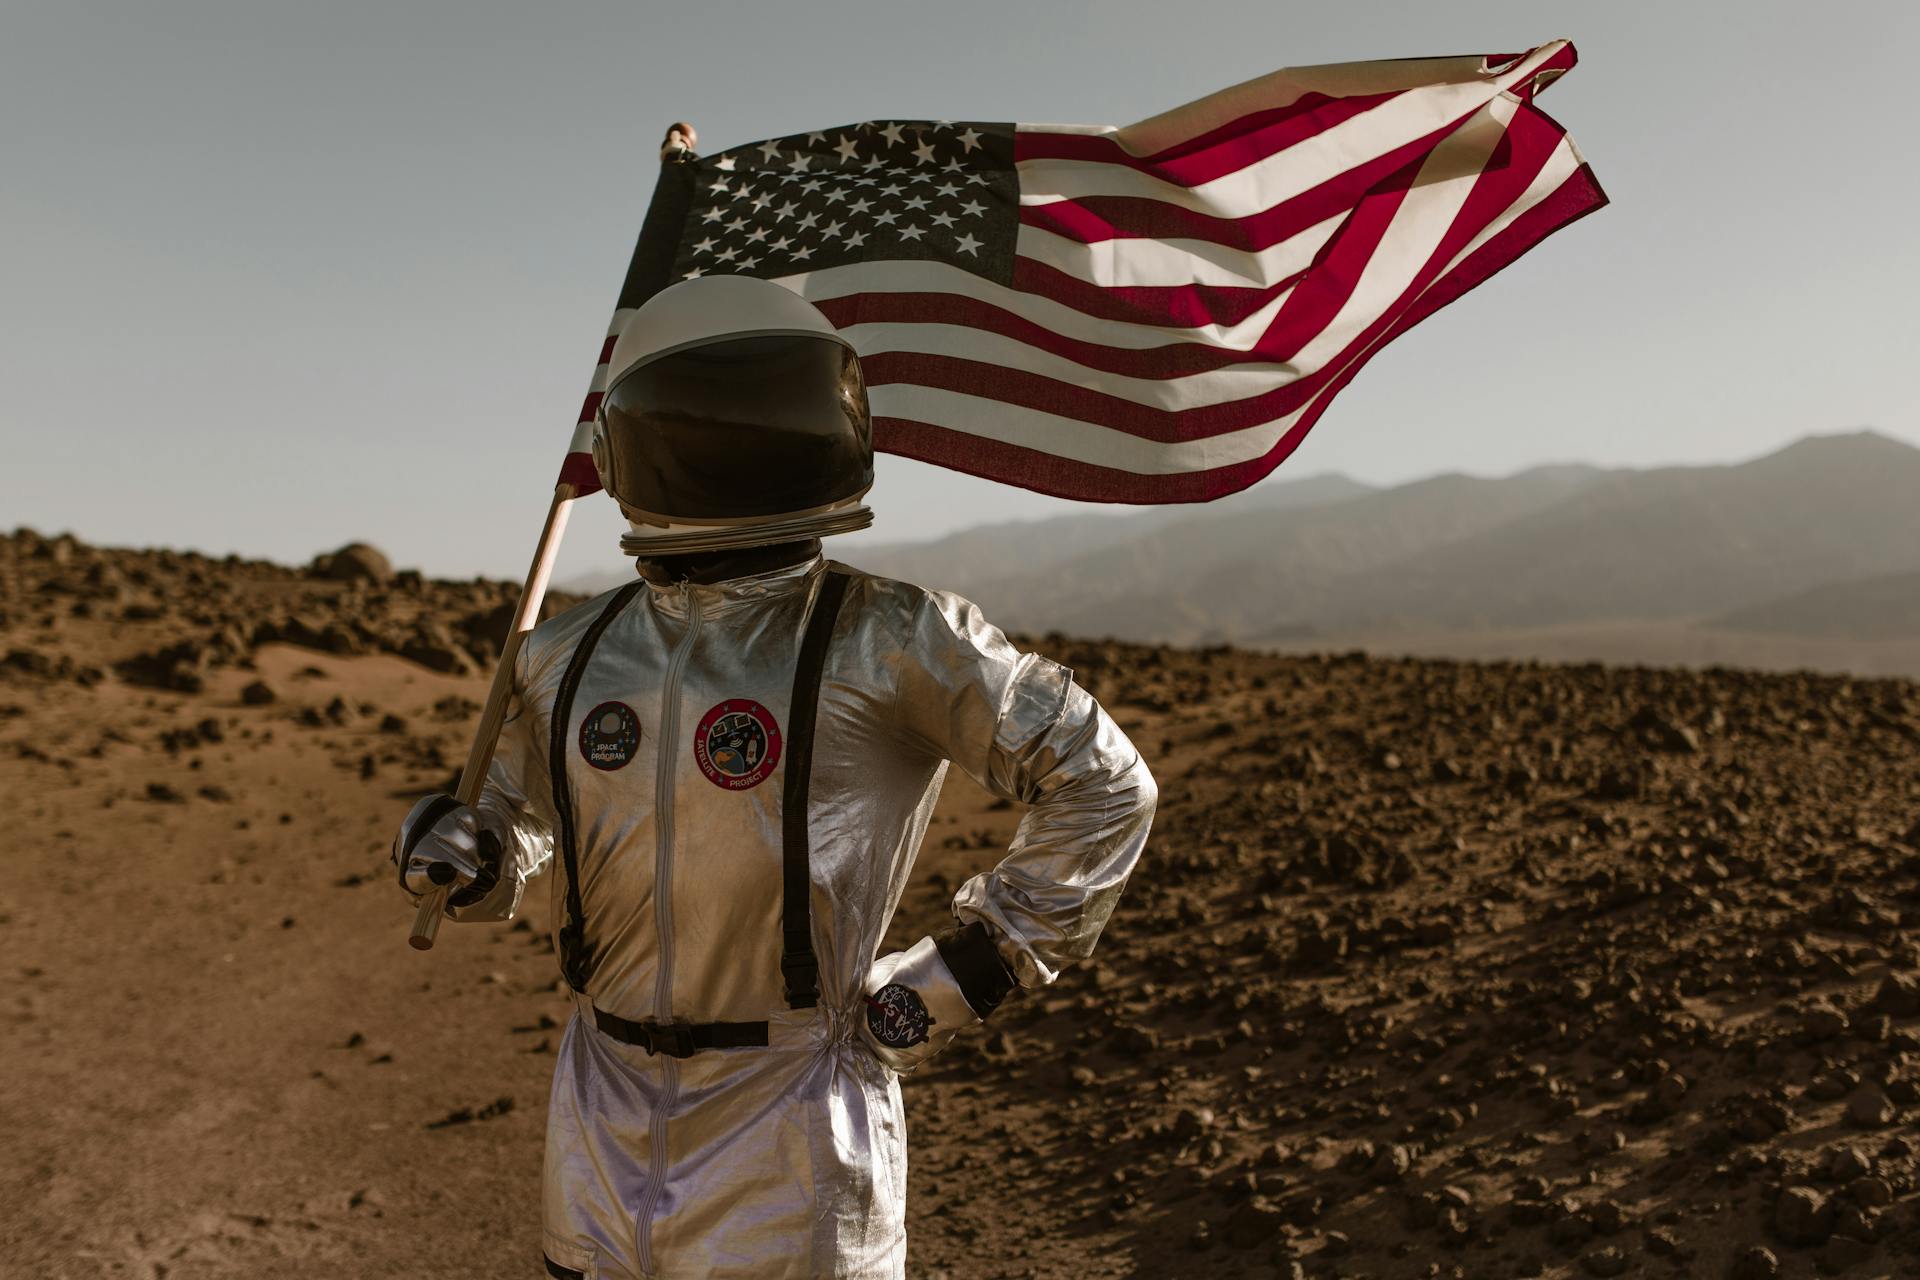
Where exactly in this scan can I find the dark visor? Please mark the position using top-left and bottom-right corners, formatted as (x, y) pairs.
(598, 334), (873, 522)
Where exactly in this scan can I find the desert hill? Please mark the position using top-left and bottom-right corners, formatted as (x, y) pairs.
(806, 431), (1920, 677)
(4, 527), (1920, 1279)
(1711, 569), (1920, 641)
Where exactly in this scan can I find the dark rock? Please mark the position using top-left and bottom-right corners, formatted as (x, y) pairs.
(1825, 1146), (1871, 1183)
(1846, 1087), (1894, 1129)
(1370, 1142), (1414, 1183)
(1801, 1004), (1850, 1041)
(1817, 1234), (1875, 1271)
(1224, 1197), (1285, 1249)
(1774, 1185), (1833, 1247)
(1171, 1106), (1213, 1142)
(1581, 1246), (1629, 1277)
(241, 680), (277, 706)
(401, 636), (472, 675)
(1848, 1177), (1893, 1207)
(1869, 972), (1920, 1017)
(423, 1095), (514, 1130)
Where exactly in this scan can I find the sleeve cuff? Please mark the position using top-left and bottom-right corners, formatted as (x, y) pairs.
(933, 919), (1019, 1018)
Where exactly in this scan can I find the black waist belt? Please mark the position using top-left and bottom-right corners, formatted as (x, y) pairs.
(591, 1008), (769, 1058)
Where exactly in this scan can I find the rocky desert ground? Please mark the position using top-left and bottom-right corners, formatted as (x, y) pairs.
(4, 527), (1919, 1280)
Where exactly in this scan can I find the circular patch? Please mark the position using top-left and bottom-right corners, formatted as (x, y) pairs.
(865, 983), (935, 1050)
(693, 699), (782, 790)
(578, 700), (641, 771)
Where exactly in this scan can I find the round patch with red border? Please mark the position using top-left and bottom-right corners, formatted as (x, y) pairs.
(693, 699), (782, 790)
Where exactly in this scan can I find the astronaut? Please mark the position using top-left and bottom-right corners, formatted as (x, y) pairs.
(393, 276), (1157, 1279)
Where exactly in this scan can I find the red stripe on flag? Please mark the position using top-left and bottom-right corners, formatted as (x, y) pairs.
(875, 416), (1298, 504)
(558, 450), (602, 493)
(1010, 258), (1290, 328)
(1014, 92), (1400, 188)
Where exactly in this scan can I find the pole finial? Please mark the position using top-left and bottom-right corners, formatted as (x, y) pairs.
(662, 122), (698, 163)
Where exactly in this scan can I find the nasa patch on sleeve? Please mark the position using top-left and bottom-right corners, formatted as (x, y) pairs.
(865, 982), (936, 1049)
(578, 700), (641, 771)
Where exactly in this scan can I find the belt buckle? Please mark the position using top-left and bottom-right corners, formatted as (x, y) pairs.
(646, 1017), (697, 1058)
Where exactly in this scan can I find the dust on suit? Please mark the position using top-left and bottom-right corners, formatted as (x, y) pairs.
(454, 552), (1156, 1279)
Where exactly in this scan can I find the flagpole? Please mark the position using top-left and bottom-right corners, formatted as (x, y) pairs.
(407, 121), (698, 951)
(409, 480), (578, 949)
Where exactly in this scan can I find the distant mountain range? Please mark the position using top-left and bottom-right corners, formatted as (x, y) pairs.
(564, 431), (1920, 677)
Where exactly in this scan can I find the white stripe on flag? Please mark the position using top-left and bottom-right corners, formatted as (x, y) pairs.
(843, 322), (1307, 409)
(1013, 214), (1342, 288)
(871, 383), (1309, 474)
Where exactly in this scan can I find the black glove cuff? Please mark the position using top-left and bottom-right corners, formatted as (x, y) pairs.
(449, 829), (504, 909)
(934, 920), (1019, 1019)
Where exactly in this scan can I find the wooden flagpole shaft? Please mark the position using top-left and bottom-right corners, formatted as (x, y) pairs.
(409, 481), (580, 950)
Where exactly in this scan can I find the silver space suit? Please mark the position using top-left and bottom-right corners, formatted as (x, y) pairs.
(395, 276), (1156, 1278)
(472, 555), (1153, 1277)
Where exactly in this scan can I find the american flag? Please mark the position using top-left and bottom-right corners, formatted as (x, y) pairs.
(559, 41), (1604, 504)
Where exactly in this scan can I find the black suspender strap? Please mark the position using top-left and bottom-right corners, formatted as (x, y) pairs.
(549, 582), (646, 992)
(780, 569), (852, 1010)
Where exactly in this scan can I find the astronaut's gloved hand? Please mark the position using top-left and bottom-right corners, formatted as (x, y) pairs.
(858, 921), (1019, 1074)
(392, 793), (503, 911)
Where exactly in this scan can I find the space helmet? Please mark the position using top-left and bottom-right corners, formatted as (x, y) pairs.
(593, 275), (874, 557)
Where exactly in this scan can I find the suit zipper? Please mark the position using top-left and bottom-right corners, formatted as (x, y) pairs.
(637, 588), (700, 1276)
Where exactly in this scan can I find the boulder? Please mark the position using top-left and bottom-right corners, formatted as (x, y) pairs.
(310, 543), (393, 583)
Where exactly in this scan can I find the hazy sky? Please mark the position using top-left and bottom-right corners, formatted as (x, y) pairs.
(3, 1), (1916, 582)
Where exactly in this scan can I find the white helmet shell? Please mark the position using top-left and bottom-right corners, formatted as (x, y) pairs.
(605, 276), (854, 388)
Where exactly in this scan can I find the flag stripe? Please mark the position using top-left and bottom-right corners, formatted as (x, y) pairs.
(1014, 214), (1342, 287)
(1010, 258), (1293, 328)
(1011, 90), (1401, 187)
(811, 281), (1298, 359)
(850, 332), (1294, 402)
(870, 384), (1305, 471)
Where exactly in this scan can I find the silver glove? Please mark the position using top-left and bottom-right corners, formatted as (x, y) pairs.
(392, 792), (501, 908)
